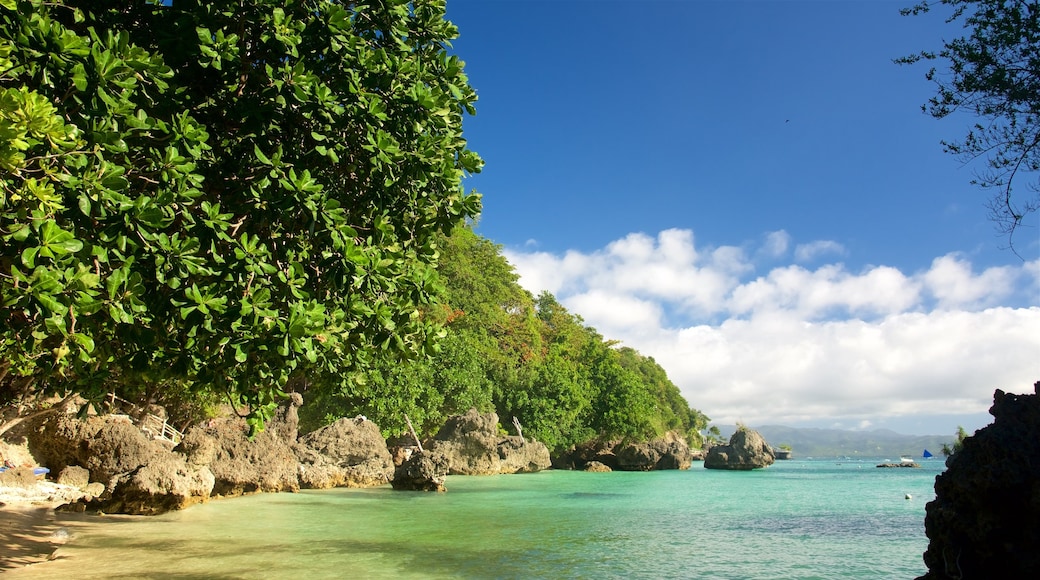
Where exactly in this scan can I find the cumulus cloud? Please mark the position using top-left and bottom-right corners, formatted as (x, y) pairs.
(503, 229), (1040, 434)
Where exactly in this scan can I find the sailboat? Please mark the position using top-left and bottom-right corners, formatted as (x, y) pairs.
(922, 449), (934, 459)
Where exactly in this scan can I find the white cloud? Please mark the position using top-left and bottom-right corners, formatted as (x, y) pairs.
(795, 240), (847, 262)
(504, 229), (1040, 433)
(761, 230), (791, 258)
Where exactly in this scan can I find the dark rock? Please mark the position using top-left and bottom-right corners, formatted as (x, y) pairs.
(552, 439), (620, 471)
(918, 383), (1040, 579)
(583, 461), (612, 473)
(391, 452), (449, 492)
(295, 417), (394, 489)
(425, 409), (551, 475)
(56, 465), (90, 488)
(704, 426), (775, 470)
(616, 431), (693, 471)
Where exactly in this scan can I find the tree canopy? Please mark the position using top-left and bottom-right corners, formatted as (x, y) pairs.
(302, 226), (710, 452)
(1, 0), (481, 431)
(898, 0), (1040, 246)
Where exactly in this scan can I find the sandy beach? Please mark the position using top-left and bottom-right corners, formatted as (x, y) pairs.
(0, 481), (92, 572)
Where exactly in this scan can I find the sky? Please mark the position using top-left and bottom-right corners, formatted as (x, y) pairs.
(443, 0), (1040, 436)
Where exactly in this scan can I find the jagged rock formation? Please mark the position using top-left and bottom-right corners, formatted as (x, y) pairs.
(29, 414), (165, 485)
(583, 461), (612, 472)
(704, 426), (775, 470)
(178, 416), (298, 497)
(615, 431), (693, 471)
(552, 439), (620, 471)
(424, 409), (551, 475)
(919, 383), (1040, 579)
(295, 416), (394, 489)
(391, 451), (449, 491)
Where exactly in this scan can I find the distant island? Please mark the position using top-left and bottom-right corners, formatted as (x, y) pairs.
(714, 424), (955, 458)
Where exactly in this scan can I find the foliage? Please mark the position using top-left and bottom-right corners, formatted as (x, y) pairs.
(0, 0), (481, 432)
(305, 224), (710, 452)
(940, 424), (970, 456)
(898, 0), (1040, 246)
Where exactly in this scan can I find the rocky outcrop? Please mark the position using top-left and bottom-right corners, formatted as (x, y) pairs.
(295, 416), (394, 489)
(95, 453), (215, 515)
(919, 384), (1040, 580)
(552, 439), (620, 471)
(616, 431), (693, 471)
(177, 417), (298, 497)
(391, 452), (449, 492)
(704, 426), (775, 470)
(29, 414), (165, 486)
(583, 461), (612, 472)
(425, 409), (551, 475)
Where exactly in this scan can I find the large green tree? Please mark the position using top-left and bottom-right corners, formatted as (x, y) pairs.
(0, 0), (481, 431)
(899, 0), (1040, 245)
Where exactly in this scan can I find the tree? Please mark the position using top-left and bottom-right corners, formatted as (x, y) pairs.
(898, 0), (1040, 248)
(1, 0), (481, 432)
(940, 424), (970, 456)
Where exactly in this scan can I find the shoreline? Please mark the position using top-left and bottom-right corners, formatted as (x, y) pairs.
(0, 504), (73, 571)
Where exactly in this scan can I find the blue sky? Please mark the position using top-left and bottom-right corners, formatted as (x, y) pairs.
(444, 0), (1039, 436)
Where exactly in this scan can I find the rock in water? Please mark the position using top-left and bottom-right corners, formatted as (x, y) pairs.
(919, 383), (1040, 579)
(424, 409), (551, 475)
(615, 431), (693, 471)
(704, 426), (775, 470)
(294, 417), (394, 489)
(391, 452), (448, 492)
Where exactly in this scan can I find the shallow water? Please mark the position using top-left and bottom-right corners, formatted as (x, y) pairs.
(9, 458), (943, 579)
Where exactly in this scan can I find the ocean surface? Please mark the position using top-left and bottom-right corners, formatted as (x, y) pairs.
(12, 458), (944, 579)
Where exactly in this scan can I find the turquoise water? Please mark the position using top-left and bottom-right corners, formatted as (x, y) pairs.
(14, 459), (942, 579)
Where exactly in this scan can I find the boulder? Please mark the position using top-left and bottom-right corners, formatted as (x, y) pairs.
(56, 465), (90, 488)
(919, 384), (1040, 579)
(425, 409), (551, 475)
(295, 417), (394, 489)
(704, 426), (775, 470)
(29, 414), (165, 487)
(583, 461), (612, 473)
(552, 439), (620, 471)
(616, 431), (693, 471)
(391, 452), (449, 492)
(176, 417), (298, 497)
(89, 453), (215, 515)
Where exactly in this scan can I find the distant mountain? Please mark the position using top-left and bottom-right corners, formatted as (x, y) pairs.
(713, 425), (956, 458)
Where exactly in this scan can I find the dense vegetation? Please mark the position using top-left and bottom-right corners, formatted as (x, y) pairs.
(1, 0), (480, 432)
(1, 0), (706, 449)
(302, 226), (710, 452)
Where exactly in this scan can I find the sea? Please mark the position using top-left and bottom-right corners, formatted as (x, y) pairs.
(9, 457), (945, 579)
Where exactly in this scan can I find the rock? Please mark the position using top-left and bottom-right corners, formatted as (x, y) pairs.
(176, 417), (299, 497)
(91, 453), (215, 515)
(425, 409), (551, 475)
(295, 417), (394, 489)
(391, 452), (449, 492)
(583, 461), (612, 472)
(29, 414), (165, 487)
(56, 465), (90, 488)
(552, 439), (620, 471)
(616, 431), (693, 471)
(704, 426), (775, 470)
(0, 466), (39, 488)
(918, 384), (1040, 579)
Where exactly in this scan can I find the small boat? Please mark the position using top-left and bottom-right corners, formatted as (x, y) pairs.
(922, 449), (934, 459)
(900, 456), (914, 463)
